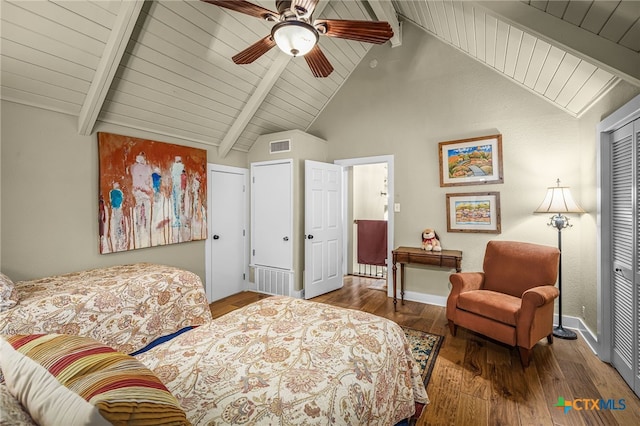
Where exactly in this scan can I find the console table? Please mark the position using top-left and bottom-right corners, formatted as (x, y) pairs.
(392, 246), (463, 310)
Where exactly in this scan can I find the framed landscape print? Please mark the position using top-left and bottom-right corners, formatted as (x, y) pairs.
(439, 134), (503, 187)
(446, 192), (501, 234)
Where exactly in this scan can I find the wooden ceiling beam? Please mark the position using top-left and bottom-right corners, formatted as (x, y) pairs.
(78, 0), (144, 135)
(367, 0), (401, 47)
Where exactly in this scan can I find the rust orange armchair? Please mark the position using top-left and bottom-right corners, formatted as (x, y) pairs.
(446, 241), (560, 367)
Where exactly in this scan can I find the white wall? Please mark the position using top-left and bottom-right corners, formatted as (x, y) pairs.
(309, 23), (640, 333)
(0, 100), (247, 283)
(353, 163), (388, 220)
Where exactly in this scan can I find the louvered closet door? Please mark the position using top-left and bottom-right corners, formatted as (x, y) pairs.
(610, 119), (639, 395)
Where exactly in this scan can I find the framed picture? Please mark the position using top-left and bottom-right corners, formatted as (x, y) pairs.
(438, 134), (503, 187)
(446, 192), (501, 234)
(98, 132), (207, 254)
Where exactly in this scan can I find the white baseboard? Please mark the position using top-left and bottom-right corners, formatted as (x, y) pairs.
(401, 290), (448, 307)
(553, 313), (598, 354)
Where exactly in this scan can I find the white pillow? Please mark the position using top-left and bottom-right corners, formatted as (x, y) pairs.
(0, 272), (18, 312)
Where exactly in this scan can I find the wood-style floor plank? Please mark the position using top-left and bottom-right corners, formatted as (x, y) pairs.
(208, 276), (640, 426)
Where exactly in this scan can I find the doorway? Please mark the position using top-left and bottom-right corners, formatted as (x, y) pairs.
(334, 155), (395, 298)
(352, 163), (388, 279)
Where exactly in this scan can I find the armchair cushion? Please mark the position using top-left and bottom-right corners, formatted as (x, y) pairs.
(457, 290), (521, 326)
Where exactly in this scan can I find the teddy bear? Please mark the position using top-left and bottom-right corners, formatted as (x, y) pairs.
(421, 228), (442, 251)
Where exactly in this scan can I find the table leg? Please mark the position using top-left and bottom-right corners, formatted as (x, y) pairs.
(392, 262), (398, 311)
(400, 263), (405, 305)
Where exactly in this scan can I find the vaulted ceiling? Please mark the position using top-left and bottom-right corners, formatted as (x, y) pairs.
(2, 1), (639, 157)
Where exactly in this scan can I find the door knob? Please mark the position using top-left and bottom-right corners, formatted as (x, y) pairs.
(213, 235), (220, 240)
(307, 234), (314, 239)
(283, 236), (289, 241)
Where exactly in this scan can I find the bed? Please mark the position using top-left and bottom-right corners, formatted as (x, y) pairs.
(135, 296), (428, 425)
(1, 265), (427, 425)
(0, 263), (212, 354)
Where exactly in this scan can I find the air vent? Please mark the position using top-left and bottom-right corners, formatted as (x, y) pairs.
(270, 139), (291, 154)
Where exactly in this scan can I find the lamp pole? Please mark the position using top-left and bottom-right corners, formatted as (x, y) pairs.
(550, 213), (577, 340)
(535, 179), (584, 340)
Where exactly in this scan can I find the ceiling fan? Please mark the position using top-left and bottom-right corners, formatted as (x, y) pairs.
(201, 0), (394, 77)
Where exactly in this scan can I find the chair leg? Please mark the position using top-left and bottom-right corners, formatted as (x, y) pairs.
(547, 334), (553, 344)
(518, 347), (532, 368)
(448, 320), (457, 336)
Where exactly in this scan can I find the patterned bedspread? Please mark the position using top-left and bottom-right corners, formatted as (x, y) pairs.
(136, 296), (428, 425)
(0, 263), (212, 354)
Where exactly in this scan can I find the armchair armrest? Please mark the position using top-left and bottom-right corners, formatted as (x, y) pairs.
(521, 285), (559, 308)
(517, 285), (559, 346)
(447, 272), (485, 321)
(449, 272), (485, 293)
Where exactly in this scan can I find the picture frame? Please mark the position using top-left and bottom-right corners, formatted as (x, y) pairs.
(446, 192), (501, 234)
(98, 132), (207, 254)
(438, 134), (503, 187)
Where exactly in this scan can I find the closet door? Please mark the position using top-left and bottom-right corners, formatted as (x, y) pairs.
(610, 119), (639, 396)
(251, 160), (293, 270)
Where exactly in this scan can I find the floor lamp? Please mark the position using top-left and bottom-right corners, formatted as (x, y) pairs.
(534, 179), (585, 340)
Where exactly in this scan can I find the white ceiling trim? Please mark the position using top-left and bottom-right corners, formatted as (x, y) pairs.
(218, 55), (291, 157)
(368, 0), (402, 47)
(77, 0), (144, 135)
(475, 1), (640, 87)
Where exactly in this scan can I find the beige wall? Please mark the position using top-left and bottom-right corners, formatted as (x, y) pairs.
(0, 100), (247, 283)
(309, 23), (640, 333)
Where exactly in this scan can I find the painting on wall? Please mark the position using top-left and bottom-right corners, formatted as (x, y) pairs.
(439, 134), (503, 187)
(446, 192), (501, 234)
(98, 132), (207, 254)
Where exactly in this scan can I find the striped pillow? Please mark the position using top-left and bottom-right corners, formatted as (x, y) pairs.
(0, 334), (190, 426)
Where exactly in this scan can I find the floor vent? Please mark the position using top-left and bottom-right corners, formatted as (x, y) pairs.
(269, 139), (291, 154)
(254, 266), (294, 296)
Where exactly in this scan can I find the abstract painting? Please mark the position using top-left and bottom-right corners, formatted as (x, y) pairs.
(98, 132), (207, 253)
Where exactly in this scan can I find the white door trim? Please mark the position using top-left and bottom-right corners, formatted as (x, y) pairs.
(205, 163), (249, 302)
(334, 155), (394, 298)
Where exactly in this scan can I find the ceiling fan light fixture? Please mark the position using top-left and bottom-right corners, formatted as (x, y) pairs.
(271, 21), (318, 57)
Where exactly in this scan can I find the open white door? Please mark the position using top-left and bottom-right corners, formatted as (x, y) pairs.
(304, 160), (343, 299)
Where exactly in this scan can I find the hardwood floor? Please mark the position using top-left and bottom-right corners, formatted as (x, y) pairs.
(209, 276), (640, 426)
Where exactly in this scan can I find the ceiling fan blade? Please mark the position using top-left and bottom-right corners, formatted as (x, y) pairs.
(232, 35), (277, 64)
(314, 19), (393, 44)
(200, 0), (279, 21)
(291, 0), (319, 15)
(304, 45), (333, 78)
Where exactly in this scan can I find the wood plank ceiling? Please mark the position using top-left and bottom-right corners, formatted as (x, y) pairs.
(1, 1), (639, 156)
(393, 0), (640, 116)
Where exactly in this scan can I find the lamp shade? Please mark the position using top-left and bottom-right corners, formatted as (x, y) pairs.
(534, 181), (585, 214)
(272, 21), (318, 57)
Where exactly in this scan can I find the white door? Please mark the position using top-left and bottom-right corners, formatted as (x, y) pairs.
(251, 160), (293, 270)
(206, 165), (247, 302)
(609, 119), (639, 396)
(304, 160), (343, 299)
